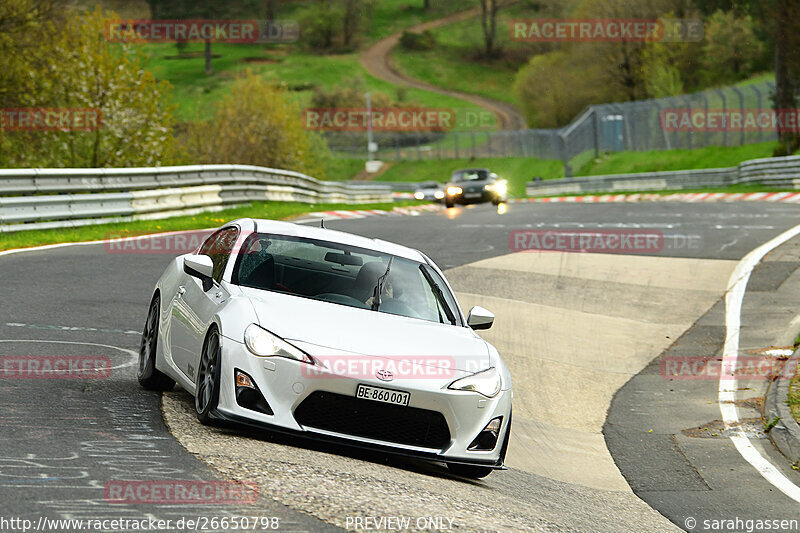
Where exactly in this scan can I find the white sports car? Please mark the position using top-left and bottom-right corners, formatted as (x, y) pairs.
(138, 218), (512, 478)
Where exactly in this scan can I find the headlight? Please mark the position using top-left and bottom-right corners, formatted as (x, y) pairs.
(495, 180), (508, 196)
(446, 186), (462, 196)
(486, 181), (507, 195)
(434, 190), (445, 199)
(414, 191), (425, 200)
(244, 324), (314, 364)
(448, 367), (501, 398)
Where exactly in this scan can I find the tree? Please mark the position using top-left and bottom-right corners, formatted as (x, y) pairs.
(301, 0), (341, 49)
(640, 42), (684, 98)
(513, 51), (609, 127)
(0, 0), (61, 106)
(771, 0), (800, 152)
(185, 71), (331, 178)
(263, 0), (277, 20)
(722, 0), (800, 152)
(343, 0), (373, 48)
(575, 0), (694, 101)
(1, 7), (177, 168)
(479, 0), (507, 58)
(700, 10), (764, 86)
(155, 0), (261, 75)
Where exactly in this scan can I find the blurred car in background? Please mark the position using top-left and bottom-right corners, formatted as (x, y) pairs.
(413, 181), (445, 202)
(444, 168), (508, 208)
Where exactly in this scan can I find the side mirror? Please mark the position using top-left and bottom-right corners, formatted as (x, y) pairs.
(467, 306), (494, 330)
(184, 255), (214, 291)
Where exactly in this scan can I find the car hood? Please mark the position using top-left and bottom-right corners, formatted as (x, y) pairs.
(241, 288), (492, 374)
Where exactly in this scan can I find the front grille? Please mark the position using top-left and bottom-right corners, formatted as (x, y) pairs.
(294, 391), (451, 449)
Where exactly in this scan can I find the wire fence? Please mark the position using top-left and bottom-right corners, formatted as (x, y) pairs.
(326, 81), (780, 176)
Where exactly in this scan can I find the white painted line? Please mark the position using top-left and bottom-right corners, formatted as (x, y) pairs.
(0, 339), (138, 371)
(719, 221), (800, 503)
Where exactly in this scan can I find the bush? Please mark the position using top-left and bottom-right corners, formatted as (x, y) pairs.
(310, 75), (394, 109)
(399, 30), (436, 51)
(184, 71), (331, 179)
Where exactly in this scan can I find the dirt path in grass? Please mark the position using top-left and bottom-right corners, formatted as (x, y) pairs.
(360, 7), (527, 131)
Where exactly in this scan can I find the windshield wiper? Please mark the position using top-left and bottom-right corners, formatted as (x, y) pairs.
(371, 257), (393, 311)
(419, 265), (457, 325)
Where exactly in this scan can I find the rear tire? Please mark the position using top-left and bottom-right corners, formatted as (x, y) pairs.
(137, 295), (175, 391)
(446, 463), (493, 479)
(195, 328), (222, 425)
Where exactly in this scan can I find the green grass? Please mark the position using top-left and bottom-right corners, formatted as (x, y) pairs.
(365, 0), (479, 41)
(143, 44), (490, 122)
(327, 158), (370, 180)
(317, 141), (787, 191)
(0, 200), (420, 252)
(534, 184), (800, 198)
(576, 142), (779, 176)
(372, 157), (564, 197)
(390, 4), (532, 107)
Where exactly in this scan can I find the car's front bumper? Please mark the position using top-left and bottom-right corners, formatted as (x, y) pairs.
(447, 191), (504, 204)
(215, 338), (512, 467)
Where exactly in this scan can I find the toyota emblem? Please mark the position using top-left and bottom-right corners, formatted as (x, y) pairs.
(376, 369), (393, 382)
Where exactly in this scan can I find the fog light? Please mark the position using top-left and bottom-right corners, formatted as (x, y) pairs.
(468, 416), (503, 451)
(234, 369), (273, 415)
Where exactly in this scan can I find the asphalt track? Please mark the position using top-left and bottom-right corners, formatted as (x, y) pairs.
(2, 201), (800, 532)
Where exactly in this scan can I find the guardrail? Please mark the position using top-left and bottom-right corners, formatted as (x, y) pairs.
(0, 165), (393, 232)
(526, 156), (800, 197)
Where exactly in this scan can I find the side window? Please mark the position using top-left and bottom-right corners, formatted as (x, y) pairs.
(199, 227), (239, 282)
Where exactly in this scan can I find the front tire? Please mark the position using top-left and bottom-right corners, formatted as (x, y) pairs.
(195, 328), (222, 425)
(446, 463), (493, 479)
(445, 198), (455, 208)
(137, 295), (175, 391)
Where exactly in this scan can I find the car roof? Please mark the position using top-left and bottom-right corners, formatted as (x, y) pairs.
(229, 218), (426, 262)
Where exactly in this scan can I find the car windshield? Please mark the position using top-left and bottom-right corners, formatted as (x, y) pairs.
(452, 169), (489, 182)
(232, 233), (460, 325)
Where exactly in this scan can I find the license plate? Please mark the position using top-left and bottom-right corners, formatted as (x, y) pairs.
(464, 192), (482, 198)
(356, 384), (410, 406)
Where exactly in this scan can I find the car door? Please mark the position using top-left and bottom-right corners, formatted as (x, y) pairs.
(170, 227), (237, 383)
